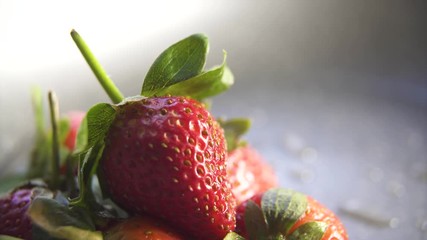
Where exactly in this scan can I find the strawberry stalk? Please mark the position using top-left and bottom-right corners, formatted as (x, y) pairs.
(70, 29), (124, 104)
(48, 91), (61, 190)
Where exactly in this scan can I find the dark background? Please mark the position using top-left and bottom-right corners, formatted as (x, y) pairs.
(1, 1), (426, 239)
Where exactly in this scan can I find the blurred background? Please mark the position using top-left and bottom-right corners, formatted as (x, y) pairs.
(0, 0), (426, 239)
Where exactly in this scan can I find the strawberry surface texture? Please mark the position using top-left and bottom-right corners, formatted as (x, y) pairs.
(227, 146), (278, 204)
(100, 96), (236, 239)
(0, 188), (36, 240)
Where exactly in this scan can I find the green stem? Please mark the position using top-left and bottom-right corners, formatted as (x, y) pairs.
(70, 29), (124, 104)
(48, 91), (60, 190)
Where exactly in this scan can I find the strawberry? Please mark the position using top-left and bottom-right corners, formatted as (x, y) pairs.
(227, 145), (278, 205)
(0, 189), (33, 240)
(219, 119), (278, 204)
(63, 111), (85, 151)
(104, 216), (185, 240)
(70, 31), (237, 239)
(0, 185), (52, 240)
(100, 96), (236, 239)
(235, 188), (348, 240)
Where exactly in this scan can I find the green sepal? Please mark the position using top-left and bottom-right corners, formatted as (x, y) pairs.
(223, 232), (246, 240)
(28, 197), (102, 240)
(141, 34), (208, 97)
(74, 103), (116, 154)
(261, 188), (308, 236)
(287, 222), (328, 240)
(155, 51), (234, 100)
(245, 200), (269, 240)
(70, 143), (104, 209)
(218, 118), (251, 151)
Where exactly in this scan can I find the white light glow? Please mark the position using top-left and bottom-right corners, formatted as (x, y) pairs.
(0, 0), (205, 74)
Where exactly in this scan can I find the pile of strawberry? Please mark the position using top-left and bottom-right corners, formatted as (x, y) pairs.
(0, 30), (348, 240)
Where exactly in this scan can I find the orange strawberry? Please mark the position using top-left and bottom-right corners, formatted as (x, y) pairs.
(104, 216), (185, 240)
(235, 188), (348, 240)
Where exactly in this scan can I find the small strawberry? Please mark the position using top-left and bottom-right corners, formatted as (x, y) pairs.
(0, 185), (52, 240)
(235, 188), (348, 240)
(0, 189), (33, 240)
(70, 31), (236, 239)
(63, 111), (86, 151)
(227, 146), (278, 204)
(104, 216), (185, 240)
(100, 96), (235, 239)
(220, 119), (278, 204)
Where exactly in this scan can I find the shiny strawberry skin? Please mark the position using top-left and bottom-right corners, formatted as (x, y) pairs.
(104, 216), (185, 240)
(227, 146), (278, 204)
(0, 189), (34, 240)
(235, 193), (348, 240)
(100, 96), (236, 239)
(289, 197), (348, 240)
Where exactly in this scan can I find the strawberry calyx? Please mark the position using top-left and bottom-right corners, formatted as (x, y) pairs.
(237, 188), (328, 240)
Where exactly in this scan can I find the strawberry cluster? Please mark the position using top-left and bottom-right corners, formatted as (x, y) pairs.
(0, 31), (348, 240)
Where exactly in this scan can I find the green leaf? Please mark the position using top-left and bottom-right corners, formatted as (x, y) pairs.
(223, 232), (246, 240)
(244, 200), (269, 240)
(141, 34), (209, 96)
(156, 51), (234, 100)
(71, 143), (104, 209)
(261, 188), (308, 236)
(74, 103), (116, 154)
(0, 235), (23, 240)
(287, 222), (328, 240)
(28, 197), (102, 240)
(219, 118), (251, 151)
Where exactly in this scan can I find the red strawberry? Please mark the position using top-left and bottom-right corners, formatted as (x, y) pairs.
(104, 216), (185, 240)
(0, 186), (51, 240)
(235, 188), (348, 240)
(63, 111), (85, 151)
(227, 145), (278, 204)
(0, 189), (33, 240)
(289, 196), (348, 240)
(100, 96), (236, 239)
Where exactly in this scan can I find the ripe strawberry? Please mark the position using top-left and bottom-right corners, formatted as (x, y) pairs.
(235, 189), (348, 240)
(0, 189), (33, 239)
(63, 111), (85, 151)
(288, 197), (348, 240)
(0, 186), (50, 240)
(227, 145), (278, 204)
(104, 216), (185, 240)
(100, 96), (236, 239)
